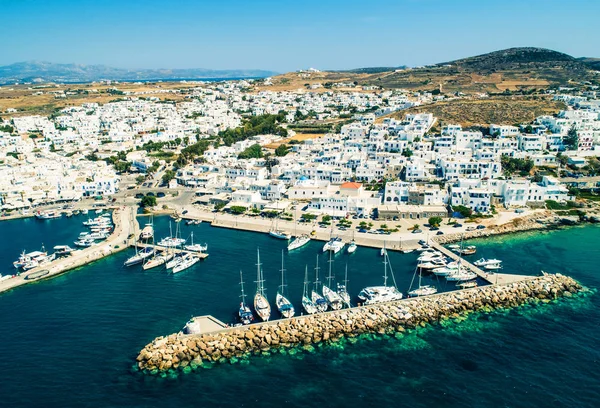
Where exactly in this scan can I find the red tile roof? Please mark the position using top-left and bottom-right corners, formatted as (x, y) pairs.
(340, 182), (362, 189)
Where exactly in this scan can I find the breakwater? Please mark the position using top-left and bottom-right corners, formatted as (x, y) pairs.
(136, 273), (585, 374)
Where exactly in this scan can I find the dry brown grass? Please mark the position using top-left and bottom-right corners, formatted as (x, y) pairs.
(378, 96), (565, 127)
(0, 82), (198, 117)
(264, 133), (324, 149)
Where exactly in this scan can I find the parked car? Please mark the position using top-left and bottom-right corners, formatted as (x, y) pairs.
(466, 226), (475, 231)
(157, 192), (166, 198)
(182, 209), (189, 214)
(412, 229), (423, 234)
(453, 223), (463, 228)
(476, 225), (486, 230)
(436, 231), (444, 235)
(358, 228), (367, 233)
(135, 193), (144, 199)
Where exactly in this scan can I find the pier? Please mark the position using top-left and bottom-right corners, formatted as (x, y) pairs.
(135, 242), (209, 260)
(0, 206), (138, 294)
(136, 273), (586, 373)
(429, 241), (529, 285)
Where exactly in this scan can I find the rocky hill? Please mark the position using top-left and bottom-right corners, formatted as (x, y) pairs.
(263, 47), (598, 94)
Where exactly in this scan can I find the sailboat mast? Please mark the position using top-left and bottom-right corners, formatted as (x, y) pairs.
(383, 244), (388, 287)
(327, 249), (333, 287)
(303, 265), (309, 298)
(344, 264), (349, 286)
(280, 250), (286, 294)
(256, 248), (263, 295)
(314, 254), (320, 291)
(240, 270), (246, 306)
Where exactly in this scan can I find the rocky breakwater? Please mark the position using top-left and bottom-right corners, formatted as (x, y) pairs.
(136, 273), (585, 374)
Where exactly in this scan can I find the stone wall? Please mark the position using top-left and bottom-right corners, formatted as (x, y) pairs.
(136, 273), (584, 374)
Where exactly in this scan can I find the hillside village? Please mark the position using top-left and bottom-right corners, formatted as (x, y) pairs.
(1, 77), (600, 223)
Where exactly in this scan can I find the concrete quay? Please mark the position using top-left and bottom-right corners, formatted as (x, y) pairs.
(0, 206), (138, 294)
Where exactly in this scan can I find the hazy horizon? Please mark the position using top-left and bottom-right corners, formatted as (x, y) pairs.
(1, 0), (599, 72)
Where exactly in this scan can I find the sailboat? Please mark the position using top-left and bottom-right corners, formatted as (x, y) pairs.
(358, 244), (403, 304)
(311, 255), (329, 313)
(166, 224), (185, 269)
(238, 270), (254, 325)
(337, 264), (351, 308)
(157, 221), (186, 247)
(288, 212), (310, 250)
(139, 215), (154, 241)
(408, 265), (438, 297)
(276, 251), (295, 318)
(142, 232), (173, 270)
(347, 239), (357, 254)
(269, 202), (290, 239)
(124, 246), (154, 266)
(302, 265), (318, 315)
(253, 249), (271, 321)
(184, 231), (208, 252)
(171, 253), (200, 274)
(322, 250), (343, 310)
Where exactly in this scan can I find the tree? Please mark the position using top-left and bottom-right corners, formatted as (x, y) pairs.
(556, 152), (569, 167)
(238, 144), (263, 159)
(162, 170), (176, 185)
(229, 205), (247, 215)
(321, 215), (332, 224)
(428, 216), (443, 227)
(135, 175), (146, 184)
(402, 148), (413, 158)
(275, 144), (289, 157)
(412, 224), (420, 230)
(453, 205), (473, 218)
(564, 125), (579, 150)
(301, 213), (317, 221)
(140, 195), (157, 208)
(359, 221), (368, 229)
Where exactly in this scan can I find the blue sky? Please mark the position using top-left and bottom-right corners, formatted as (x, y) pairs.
(1, 0), (599, 72)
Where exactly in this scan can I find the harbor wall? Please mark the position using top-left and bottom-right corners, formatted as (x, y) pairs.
(135, 273), (585, 374)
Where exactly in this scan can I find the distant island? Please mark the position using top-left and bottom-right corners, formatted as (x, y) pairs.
(0, 61), (279, 84)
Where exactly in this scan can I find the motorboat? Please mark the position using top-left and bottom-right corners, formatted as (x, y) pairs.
(347, 240), (357, 254)
(408, 285), (438, 297)
(53, 245), (74, 257)
(358, 286), (403, 304)
(35, 210), (61, 220)
(380, 248), (387, 257)
(157, 237), (186, 248)
(456, 245), (477, 255)
(484, 263), (502, 270)
(269, 230), (291, 240)
(13, 249), (48, 269)
(322, 285), (343, 310)
(431, 266), (456, 277)
(139, 223), (154, 241)
(81, 209), (89, 215)
(457, 280), (478, 289)
(124, 247), (155, 266)
(474, 258), (502, 267)
(287, 234), (310, 251)
(74, 238), (94, 248)
(446, 270), (478, 281)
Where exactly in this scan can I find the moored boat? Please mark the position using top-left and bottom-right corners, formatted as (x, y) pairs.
(172, 253), (200, 274)
(347, 240), (357, 254)
(253, 249), (271, 322)
(287, 234), (310, 251)
(238, 270), (254, 325)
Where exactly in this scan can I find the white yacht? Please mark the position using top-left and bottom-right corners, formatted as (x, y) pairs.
(337, 265), (351, 308)
(139, 223), (154, 241)
(124, 247), (155, 267)
(347, 240), (357, 254)
(311, 256), (329, 313)
(474, 258), (502, 267)
(253, 249), (271, 322)
(358, 247), (403, 305)
(301, 266), (318, 315)
(323, 251), (343, 310)
(276, 251), (295, 318)
(408, 265), (438, 297)
(74, 238), (94, 248)
(484, 263), (502, 271)
(13, 249), (48, 269)
(287, 234), (310, 251)
(446, 270), (478, 282)
(172, 254), (200, 274)
(157, 237), (186, 248)
(53, 245), (74, 257)
(238, 270), (254, 325)
(184, 232), (207, 252)
(269, 230), (291, 240)
(143, 252), (174, 270)
(323, 237), (344, 254)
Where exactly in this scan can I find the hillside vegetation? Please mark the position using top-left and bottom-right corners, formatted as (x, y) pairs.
(262, 47), (599, 94)
(379, 96), (566, 127)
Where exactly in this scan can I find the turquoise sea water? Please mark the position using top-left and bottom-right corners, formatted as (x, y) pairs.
(0, 216), (598, 407)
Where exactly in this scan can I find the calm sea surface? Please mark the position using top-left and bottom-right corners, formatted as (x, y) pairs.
(0, 215), (598, 407)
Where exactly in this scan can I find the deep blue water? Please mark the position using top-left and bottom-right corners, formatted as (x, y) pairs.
(0, 216), (598, 408)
